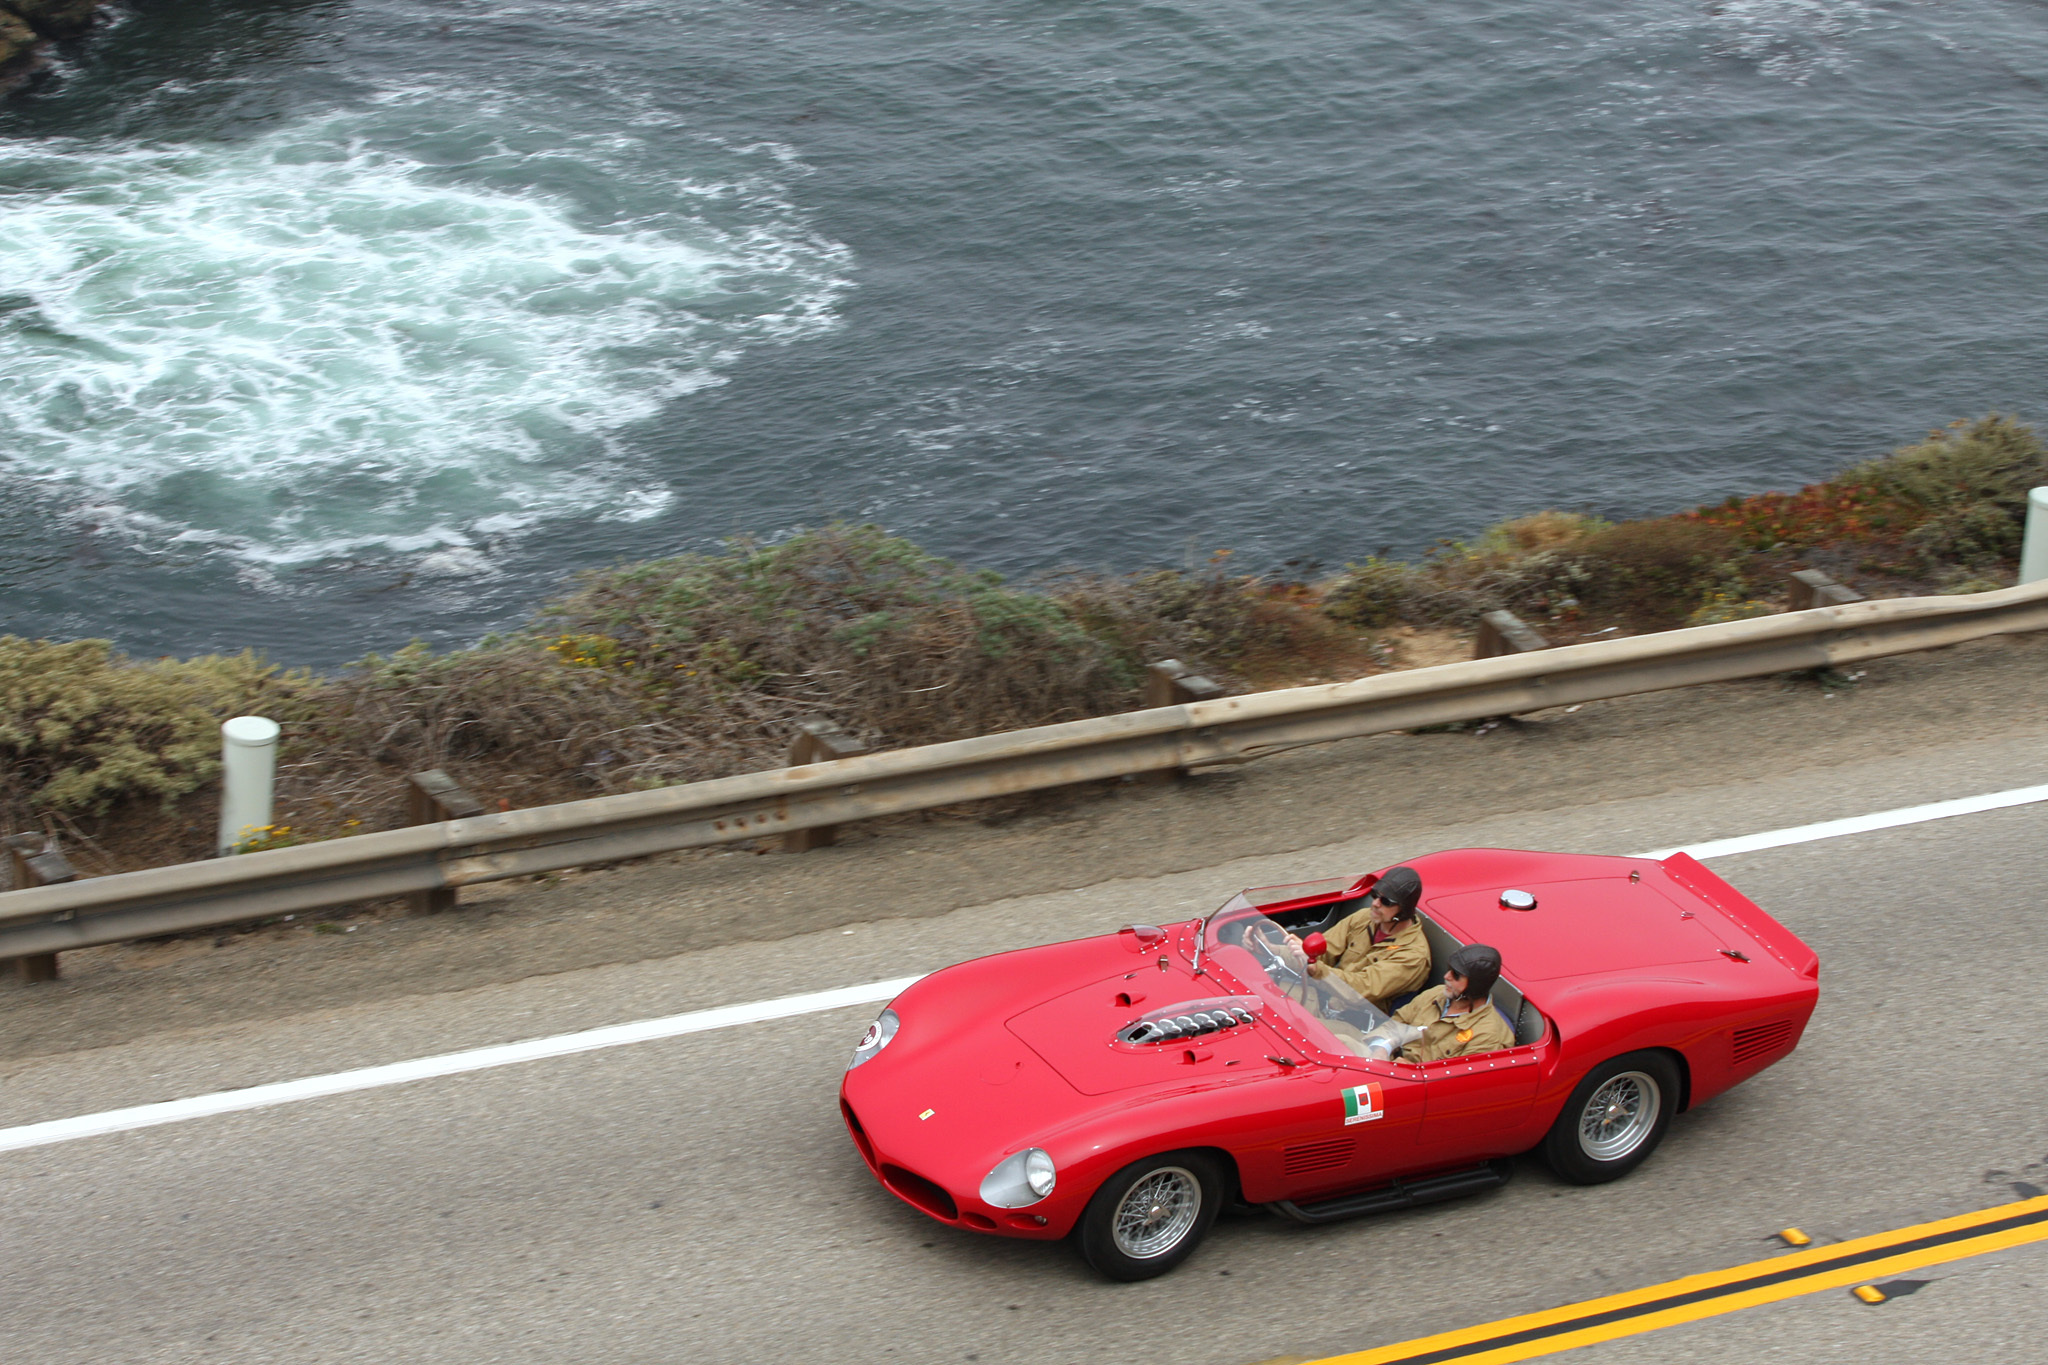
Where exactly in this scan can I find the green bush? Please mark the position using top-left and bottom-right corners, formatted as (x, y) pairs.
(1320, 558), (1424, 628)
(547, 524), (1134, 751)
(1575, 520), (1740, 617)
(1684, 593), (1778, 627)
(0, 639), (308, 815)
(1854, 415), (2048, 566)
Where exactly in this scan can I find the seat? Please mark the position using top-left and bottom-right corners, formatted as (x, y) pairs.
(1415, 910), (1546, 1046)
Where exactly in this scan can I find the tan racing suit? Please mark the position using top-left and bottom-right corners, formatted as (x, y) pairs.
(1391, 985), (1516, 1063)
(1317, 911), (1430, 1009)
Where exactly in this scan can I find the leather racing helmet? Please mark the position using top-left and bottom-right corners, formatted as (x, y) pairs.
(1370, 865), (1423, 918)
(1445, 943), (1502, 1002)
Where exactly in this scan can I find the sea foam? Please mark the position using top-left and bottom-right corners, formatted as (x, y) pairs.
(0, 106), (850, 566)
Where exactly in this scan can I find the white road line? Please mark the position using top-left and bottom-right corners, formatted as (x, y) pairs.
(1633, 781), (2048, 861)
(4, 781), (2045, 1156)
(0, 976), (920, 1155)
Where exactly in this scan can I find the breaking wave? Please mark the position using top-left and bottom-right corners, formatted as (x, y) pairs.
(0, 103), (850, 566)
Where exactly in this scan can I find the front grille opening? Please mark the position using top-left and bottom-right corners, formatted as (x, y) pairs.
(1732, 1019), (1795, 1065)
(840, 1100), (877, 1169)
(882, 1164), (959, 1221)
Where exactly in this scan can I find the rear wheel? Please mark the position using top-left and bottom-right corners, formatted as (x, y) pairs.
(1542, 1052), (1679, 1184)
(1077, 1151), (1223, 1281)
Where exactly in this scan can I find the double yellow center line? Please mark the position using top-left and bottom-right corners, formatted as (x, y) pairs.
(1303, 1193), (2048, 1365)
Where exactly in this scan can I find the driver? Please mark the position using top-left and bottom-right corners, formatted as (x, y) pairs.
(1290, 866), (1430, 1010)
(1386, 944), (1515, 1063)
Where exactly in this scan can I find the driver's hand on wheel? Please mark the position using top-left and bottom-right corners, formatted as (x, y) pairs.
(1281, 933), (1322, 976)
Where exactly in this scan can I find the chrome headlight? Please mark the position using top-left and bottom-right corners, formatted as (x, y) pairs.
(847, 1008), (900, 1071)
(979, 1148), (1057, 1208)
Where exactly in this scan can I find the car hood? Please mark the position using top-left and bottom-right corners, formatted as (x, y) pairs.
(841, 930), (1290, 1184)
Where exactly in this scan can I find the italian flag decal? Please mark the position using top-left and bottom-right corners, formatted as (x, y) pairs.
(1342, 1081), (1385, 1125)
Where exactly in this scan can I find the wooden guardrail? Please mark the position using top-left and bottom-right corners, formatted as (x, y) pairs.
(2, 580), (2045, 975)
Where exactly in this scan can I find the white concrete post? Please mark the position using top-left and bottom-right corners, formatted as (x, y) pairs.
(217, 716), (281, 856)
(2022, 487), (2048, 586)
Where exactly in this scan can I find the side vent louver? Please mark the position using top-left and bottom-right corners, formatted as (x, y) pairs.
(1283, 1138), (1355, 1176)
(1732, 1019), (1794, 1065)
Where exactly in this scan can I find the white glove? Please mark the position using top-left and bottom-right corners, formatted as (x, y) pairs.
(1360, 1020), (1425, 1060)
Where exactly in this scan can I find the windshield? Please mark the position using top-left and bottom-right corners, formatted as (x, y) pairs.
(1198, 891), (1391, 1058)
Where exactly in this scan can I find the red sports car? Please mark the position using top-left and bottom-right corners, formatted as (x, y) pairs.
(839, 848), (1819, 1280)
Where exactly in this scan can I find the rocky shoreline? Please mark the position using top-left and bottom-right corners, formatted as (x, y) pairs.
(0, 0), (101, 88)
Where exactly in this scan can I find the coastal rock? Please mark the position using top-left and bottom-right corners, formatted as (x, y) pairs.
(1, 0), (101, 86)
(0, 10), (37, 73)
(10, 0), (99, 39)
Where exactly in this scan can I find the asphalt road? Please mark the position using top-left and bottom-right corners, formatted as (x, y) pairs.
(4, 728), (2047, 1362)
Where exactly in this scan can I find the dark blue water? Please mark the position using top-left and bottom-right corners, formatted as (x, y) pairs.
(3, 0), (2045, 665)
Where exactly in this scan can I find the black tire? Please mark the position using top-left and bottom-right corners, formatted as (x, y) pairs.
(1076, 1151), (1223, 1282)
(1541, 1051), (1680, 1185)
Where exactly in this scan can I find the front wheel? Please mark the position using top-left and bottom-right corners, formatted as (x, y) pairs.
(1542, 1052), (1679, 1185)
(1076, 1151), (1223, 1281)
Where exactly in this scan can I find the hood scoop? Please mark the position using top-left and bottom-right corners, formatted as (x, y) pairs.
(1116, 996), (1263, 1045)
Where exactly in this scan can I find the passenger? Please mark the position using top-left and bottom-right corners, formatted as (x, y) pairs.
(1388, 944), (1515, 1063)
(1292, 865), (1430, 1010)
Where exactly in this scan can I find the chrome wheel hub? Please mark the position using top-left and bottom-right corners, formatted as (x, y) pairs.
(1113, 1167), (1201, 1259)
(1578, 1070), (1660, 1161)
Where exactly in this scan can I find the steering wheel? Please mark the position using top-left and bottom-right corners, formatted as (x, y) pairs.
(1246, 922), (1305, 985)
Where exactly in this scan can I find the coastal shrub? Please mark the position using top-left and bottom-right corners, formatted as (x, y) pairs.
(1468, 511), (1610, 558)
(0, 639), (308, 818)
(1320, 558), (1424, 628)
(1574, 519), (1739, 617)
(1323, 514), (1611, 628)
(1856, 415), (2048, 566)
(546, 524), (1135, 753)
(1684, 593), (1778, 627)
(1052, 563), (1333, 679)
(308, 640), (654, 774)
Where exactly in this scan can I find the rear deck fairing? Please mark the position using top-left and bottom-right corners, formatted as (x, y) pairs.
(1406, 849), (1819, 1110)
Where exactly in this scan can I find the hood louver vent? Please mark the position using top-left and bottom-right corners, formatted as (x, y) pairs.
(1117, 996), (1263, 1045)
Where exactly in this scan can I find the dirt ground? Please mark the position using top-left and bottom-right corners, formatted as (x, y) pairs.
(2, 629), (2045, 1065)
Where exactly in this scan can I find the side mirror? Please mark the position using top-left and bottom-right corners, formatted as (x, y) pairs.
(1301, 931), (1328, 960)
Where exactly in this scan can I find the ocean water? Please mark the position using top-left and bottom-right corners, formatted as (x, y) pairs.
(2, 0), (2045, 665)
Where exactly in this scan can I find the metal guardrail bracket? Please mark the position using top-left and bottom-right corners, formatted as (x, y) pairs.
(1788, 569), (1866, 611)
(5, 833), (76, 982)
(406, 771), (485, 915)
(1144, 659), (1227, 709)
(784, 720), (872, 852)
(1145, 662), (1228, 780)
(1474, 610), (1551, 659)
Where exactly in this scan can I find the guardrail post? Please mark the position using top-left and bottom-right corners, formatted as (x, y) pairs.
(4, 833), (76, 982)
(783, 720), (872, 852)
(2022, 487), (2048, 586)
(1142, 662), (1227, 781)
(405, 771), (484, 914)
(1473, 611), (1549, 659)
(1786, 569), (1865, 611)
(1143, 659), (1226, 709)
(216, 715), (281, 856)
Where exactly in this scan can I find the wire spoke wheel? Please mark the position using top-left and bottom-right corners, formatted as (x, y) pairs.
(1111, 1166), (1202, 1259)
(1577, 1070), (1660, 1161)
